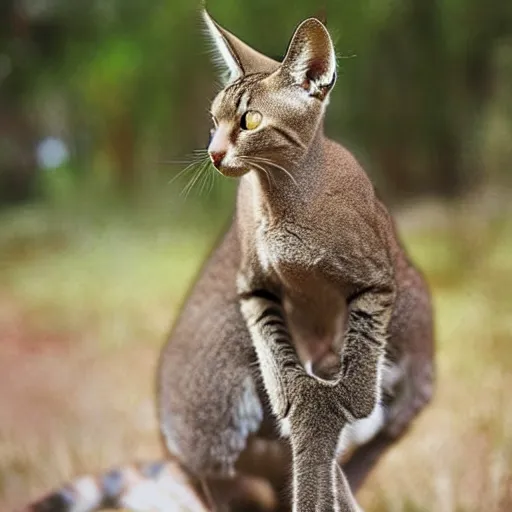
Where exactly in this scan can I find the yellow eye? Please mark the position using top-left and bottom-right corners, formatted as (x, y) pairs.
(241, 111), (262, 131)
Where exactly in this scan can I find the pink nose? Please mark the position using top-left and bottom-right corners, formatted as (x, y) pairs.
(209, 150), (226, 168)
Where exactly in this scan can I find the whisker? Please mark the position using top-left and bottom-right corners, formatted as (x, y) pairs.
(248, 156), (298, 187)
(196, 160), (212, 197)
(239, 156), (273, 190)
(197, 169), (207, 196)
(250, 162), (273, 191)
(168, 158), (207, 185)
(168, 164), (197, 185)
(181, 159), (209, 198)
(207, 165), (217, 194)
(158, 160), (195, 165)
(198, 161), (215, 196)
(185, 167), (205, 198)
(199, 167), (210, 196)
(160, 153), (206, 166)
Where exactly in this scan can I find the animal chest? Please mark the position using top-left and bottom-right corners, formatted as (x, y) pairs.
(254, 221), (342, 301)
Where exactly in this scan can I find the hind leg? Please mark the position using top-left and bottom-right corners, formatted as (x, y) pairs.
(341, 268), (435, 492)
(197, 392), (292, 512)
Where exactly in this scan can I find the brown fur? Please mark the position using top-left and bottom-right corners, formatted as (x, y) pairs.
(159, 11), (434, 512)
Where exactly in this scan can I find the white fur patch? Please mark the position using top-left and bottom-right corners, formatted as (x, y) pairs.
(202, 11), (242, 83)
(122, 479), (206, 512)
(71, 477), (102, 512)
(304, 360), (314, 376)
(337, 402), (385, 455)
(280, 417), (291, 437)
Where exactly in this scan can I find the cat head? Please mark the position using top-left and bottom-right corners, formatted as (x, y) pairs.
(204, 11), (336, 178)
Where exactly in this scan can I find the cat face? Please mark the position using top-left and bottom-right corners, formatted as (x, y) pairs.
(204, 12), (337, 178)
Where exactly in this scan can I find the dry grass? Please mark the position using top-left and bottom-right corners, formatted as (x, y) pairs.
(0, 197), (511, 511)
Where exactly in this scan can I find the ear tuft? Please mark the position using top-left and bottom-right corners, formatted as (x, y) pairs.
(202, 10), (243, 83)
(202, 10), (280, 85)
(280, 18), (336, 99)
(314, 8), (327, 27)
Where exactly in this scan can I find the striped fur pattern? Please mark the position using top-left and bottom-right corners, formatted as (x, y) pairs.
(24, 455), (281, 512)
(24, 460), (208, 512)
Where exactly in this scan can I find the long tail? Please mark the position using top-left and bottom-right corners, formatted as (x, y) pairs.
(23, 459), (208, 512)
(22, 457), (278, 512)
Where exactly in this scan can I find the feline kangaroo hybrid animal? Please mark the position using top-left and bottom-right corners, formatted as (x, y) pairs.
(25, 11), (434, 512)
(159, 10), (435, 512)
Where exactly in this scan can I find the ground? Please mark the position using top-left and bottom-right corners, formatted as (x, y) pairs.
(0, 195), (511, 511)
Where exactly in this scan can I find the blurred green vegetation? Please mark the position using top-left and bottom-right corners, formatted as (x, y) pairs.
(0, 199), (231, 350)
(0, 0), (511, 205)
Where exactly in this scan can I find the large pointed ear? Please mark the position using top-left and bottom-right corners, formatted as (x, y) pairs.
(202, 10), (280, 83)
(280, 18), (336, 99)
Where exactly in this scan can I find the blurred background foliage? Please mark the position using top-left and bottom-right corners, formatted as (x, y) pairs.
(1, 1), (512, 511)
(1, 0), (511, 205)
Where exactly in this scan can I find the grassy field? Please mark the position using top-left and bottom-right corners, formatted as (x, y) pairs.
(0, 194), (511, 511)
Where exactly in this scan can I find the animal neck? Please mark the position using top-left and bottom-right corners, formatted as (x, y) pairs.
(244, 124), (327, 221)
